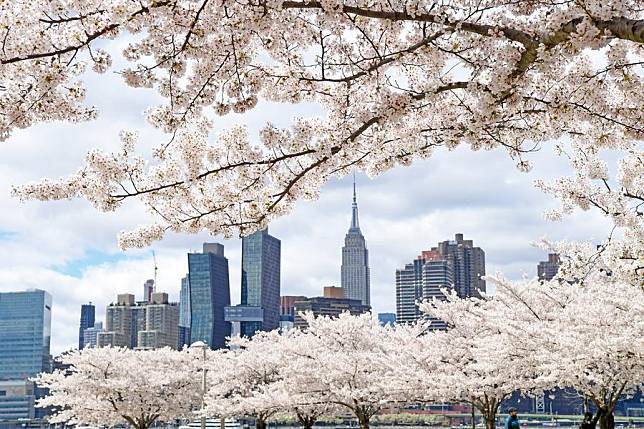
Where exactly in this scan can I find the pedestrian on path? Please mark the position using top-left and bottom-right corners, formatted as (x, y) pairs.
(504, 408), (521, 429)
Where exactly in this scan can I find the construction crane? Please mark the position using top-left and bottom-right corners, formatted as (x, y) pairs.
(152, 250), (158, 292)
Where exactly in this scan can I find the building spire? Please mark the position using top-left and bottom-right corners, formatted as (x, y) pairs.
(350, 173), (360, 231)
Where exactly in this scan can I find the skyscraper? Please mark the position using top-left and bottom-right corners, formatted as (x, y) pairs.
(100, 294), (139, 348)
(436, 233), (486, 297)
(188, 243), (231, 349)
(99, 290), (180, 350)
(138, 293), (179, 349)
(143, 279), (155, 304)
(395, 235), (485, 325)
(83, 322), (104, 348)
(239, 229), (281, 337)
(178, 275), (191, 349)
(538, 253), (561, 281)
(396, 250), (441, 325)
(0, 289), (52, 380)
(341, 179), (370, 305)
(421, 259), (453, 330)
(422, 259), (454, 301)
(78, 303), (95, 349)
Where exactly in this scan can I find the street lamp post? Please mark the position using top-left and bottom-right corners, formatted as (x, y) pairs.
(190, 341), (209, 429)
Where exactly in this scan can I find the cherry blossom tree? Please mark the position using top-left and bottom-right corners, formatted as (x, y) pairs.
(418, 293), (550, 429)
(528, 121), (643, 428)
(34, 347), (202, 429)
(534, 139), (643, 290)
(266, 375), (336, 429)
(548, 281), (644, 429)
(481, 274), (644, 429)
(205, 331), (295, 429)
(284, 312), (414, 429)
(3, 0), (641, 247)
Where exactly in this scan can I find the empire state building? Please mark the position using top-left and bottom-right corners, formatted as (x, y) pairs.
(341, 179), (371, 306)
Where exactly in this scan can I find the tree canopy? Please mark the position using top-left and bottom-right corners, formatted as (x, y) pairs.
(2, 0), (641, 247)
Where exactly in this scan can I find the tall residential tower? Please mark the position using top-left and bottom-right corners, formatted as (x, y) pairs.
(396, 234), (485, 326)
(341, 178), (370, 306)
(0, 289), (52, 421)
(436, 233), (486, 297)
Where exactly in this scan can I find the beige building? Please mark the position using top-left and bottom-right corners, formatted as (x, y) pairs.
(99, 291), (179, 350)
(137, 292), (179, 349)
(323, 286), (344, 299)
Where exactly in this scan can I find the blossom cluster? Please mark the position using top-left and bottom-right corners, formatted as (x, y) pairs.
(2, 0), (642, 246)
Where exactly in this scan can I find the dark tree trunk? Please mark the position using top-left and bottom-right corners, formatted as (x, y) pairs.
(483, 401), (498, 429)
(599, 412), (614, 429)
(302, 416), (316, 429)
(357, 413), (370, 429)
(124, 415), (158, 429)
(256, 418), (267, 429)
(485, 416), (496, 429)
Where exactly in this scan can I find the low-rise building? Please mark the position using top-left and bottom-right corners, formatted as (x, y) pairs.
(293, 296), (370, 329)
(82, 322), (104, 348)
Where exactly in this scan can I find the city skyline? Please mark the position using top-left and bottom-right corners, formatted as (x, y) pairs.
(3, 231), (576, 355)
(0, 115), (613, 356)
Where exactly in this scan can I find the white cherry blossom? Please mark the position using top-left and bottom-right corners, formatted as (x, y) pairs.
(2, 0), (642, 246)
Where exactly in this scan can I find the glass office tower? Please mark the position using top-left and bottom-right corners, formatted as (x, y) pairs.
(240, 229), (281, 337)
(0, 289), (52, 380)
(178, 275), (191, 349)
(78, 303), (95, 349)
(188, 243), (231, 349)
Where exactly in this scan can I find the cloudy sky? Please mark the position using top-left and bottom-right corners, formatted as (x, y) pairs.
(0, 52), (612, 356)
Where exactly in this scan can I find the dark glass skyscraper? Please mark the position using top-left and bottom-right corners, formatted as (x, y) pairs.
(341, 180), (370, 305)
(78, 303), (95, 349)
(178, 275), (191, 349)
(240, 229), (281, 336)
(0, 289), (52, 380)
(188, 243), (231, 349)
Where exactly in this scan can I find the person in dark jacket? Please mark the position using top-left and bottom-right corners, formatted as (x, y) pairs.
(580, 409), (603, 429)
(504, 408), (521, 429)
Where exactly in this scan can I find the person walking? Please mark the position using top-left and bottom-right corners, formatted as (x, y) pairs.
(504, 408), (521, 429)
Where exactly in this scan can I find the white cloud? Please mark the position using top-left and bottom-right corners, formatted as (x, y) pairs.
(0, 46), (612, 355)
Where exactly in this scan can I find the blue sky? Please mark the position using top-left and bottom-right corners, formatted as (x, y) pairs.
(0, 46), (612, 355)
